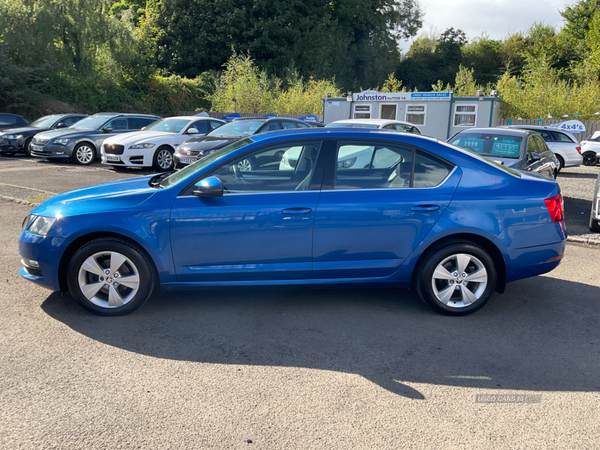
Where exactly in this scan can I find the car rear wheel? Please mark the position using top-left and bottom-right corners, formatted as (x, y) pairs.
(417, 243), (497, 316)
(73, 143), (95, 165)
(67, 239), (155, 316)
(582, 151), (598, 166)
(153, 146), (174, 172)
(555, 155), (564, 172)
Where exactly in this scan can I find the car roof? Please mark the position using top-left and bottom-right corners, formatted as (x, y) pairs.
(453, 127), (532, 137)
(330, 118), (415, 126)
(156, 116), (215, 121)
(503, 124), (576, 136)
(91, 112), (160, 118)
(230, 117), (306, 123)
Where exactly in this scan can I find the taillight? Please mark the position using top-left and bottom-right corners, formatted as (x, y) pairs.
(576, 146), (581, 155)
(544, 193), (564, 223)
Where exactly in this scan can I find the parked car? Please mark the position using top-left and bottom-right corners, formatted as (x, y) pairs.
(0, 114), (87, 156)
(449, 128), (558, 179)
(579, 131), (600, 166)
(101, 116), (225, 172)
(326, 118), (422, 134)
(30, 113), (160, 165)
(590, 172), (600, 232)
(174, 117), (311, 168)
(0, 113), (28, 131)
(502, 125), (582, 171)
(19, 128), (565, 317)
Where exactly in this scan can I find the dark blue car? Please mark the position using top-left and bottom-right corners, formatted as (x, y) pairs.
(18, 129), (566, 316)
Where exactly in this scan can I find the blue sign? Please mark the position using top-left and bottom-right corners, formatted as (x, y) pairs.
(548, 120), (586, 134)
(221, 113), (241, 121)
(263, 114), (277, 118)
(299, 115), (319, 123)
(410, 92), (451, 99)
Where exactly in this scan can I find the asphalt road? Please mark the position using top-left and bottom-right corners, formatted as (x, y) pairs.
(1, 156), (599, 448)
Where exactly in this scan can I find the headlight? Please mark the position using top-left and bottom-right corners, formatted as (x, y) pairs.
(3, 134), (23, 140)
(337, 157), (357, 169)
(55, 138), (70, 145)
(22, 214), (33, 231)
(129, 143), (156, 149)
(26, 215), (56, 236)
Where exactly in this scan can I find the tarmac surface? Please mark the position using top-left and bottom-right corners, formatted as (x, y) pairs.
(1, 155), (599, 448)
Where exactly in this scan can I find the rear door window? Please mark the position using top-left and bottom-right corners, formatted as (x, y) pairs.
(550, 131), (575, 143)
(128, 117), (155, 130)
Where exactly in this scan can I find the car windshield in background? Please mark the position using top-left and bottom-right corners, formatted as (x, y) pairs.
(28, 115), (61, 128)
(71, 116), (112, 130)
(159, 138), (254, 188)
(209, 120), (265, 137)
(325, 123), (379, 129)
(450, 133), (522, 159)
(145, 118), (190, 133)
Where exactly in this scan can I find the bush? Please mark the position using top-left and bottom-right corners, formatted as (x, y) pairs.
(143, 74), (214, 116)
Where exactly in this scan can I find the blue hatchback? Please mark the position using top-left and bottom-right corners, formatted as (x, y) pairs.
(18, 129), (566, 316)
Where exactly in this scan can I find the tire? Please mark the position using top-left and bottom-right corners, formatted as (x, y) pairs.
(237, 158), (254, 172)
(556, 155), (564, 173)
(22, 137), (32, 156)
(72, 143), (96, 165)
(153, 146), (174, 172)
(590, 218), (600, 233)
(582, 151), (598, 167)
(416, 242), (497, 316)
(66, 239), (155, 316)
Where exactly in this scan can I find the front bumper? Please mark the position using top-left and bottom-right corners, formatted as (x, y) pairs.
(18, 230), (65, 291)
(101, 150), (154, 168)
(0, 139), (26, 153)
(30, 143), (73, 159)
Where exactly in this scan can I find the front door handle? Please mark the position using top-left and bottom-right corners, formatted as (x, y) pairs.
(282, 207), (313, 215)
(411, 204), (440, 211)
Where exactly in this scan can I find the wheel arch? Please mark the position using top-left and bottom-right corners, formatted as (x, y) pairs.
(411, 233), (507, 294)
(57, 231), (159, 292)
(73, 140), (98, 158)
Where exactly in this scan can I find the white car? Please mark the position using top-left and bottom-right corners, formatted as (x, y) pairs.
(580, 131), (600, 166)
(504, 125), (583, 171)
(101, 116), (225, 171)
(325, 118), (422, 134)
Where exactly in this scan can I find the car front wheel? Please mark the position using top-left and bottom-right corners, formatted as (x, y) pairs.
(72, 143), (95, 165)
(153, 146), (174, 172)
(417, 243), (497, 316)
(67, 239), (155, 315)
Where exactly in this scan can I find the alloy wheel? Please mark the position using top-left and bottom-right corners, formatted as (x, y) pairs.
(157, 149), (173, 170)
(75, 145), (94, 164)
(431, 253), (488, 308)
(77, 251), (141, 309)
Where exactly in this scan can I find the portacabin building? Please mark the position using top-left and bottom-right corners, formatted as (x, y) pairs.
(322, 90), (501, 140)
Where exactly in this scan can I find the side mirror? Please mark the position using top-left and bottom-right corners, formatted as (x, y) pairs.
(192, 176), (223, 198)
(187, 128), (199, 135)
(102, 127), (113, 133)
(530, 152), (541, 162)
(56, 123), (67, 129)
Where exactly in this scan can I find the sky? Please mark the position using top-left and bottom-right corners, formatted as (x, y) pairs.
(400, 0), (576, 51)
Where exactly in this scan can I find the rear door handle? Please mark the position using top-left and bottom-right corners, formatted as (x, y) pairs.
(411, 204), (440, 211)
(282, 207), (313, 215)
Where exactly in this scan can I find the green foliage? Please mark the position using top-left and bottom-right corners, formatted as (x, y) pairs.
(143, 74), (214, 116)
(210, 53), (342, 115)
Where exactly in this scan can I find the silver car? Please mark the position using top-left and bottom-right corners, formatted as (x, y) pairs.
(591, 172), (600, 232)
(503, 125), (583, 171)
(31, 113), (160, 165)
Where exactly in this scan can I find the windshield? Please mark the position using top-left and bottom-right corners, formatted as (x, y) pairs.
(159, 138), (254, 188)
(145, 118), (191, 133)
(28, 115), (61, 128)
(71, 115), (113, 130)
(449, 133), (523, 159)
(325, 123), (379, 129)
(208, 120), (265, 137)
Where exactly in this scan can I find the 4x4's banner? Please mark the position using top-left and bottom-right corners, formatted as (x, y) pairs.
(548, 120), (586, 134)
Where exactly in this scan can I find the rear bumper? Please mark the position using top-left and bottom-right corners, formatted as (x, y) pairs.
(505, 239), (566, 283)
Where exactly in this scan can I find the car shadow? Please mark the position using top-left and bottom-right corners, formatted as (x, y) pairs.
(41, 276), (600, 399)
(564, 196), (593, 235)
(559, 171), (599, 180)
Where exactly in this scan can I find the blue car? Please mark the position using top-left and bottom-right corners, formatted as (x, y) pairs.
(18, 129), (566, 316)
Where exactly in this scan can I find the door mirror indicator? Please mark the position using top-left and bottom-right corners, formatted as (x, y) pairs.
(192, 176), (223, 198)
